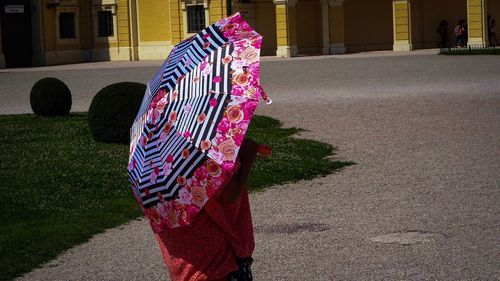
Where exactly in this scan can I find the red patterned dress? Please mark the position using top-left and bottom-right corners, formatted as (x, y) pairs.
(155, 189), (254, 281)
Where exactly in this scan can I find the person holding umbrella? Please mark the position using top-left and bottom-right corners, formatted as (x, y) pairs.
(127, 13), (272, 281)
(155, 138), (270, 281)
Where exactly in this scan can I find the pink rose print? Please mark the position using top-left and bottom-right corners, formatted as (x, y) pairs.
(221, 55), (233, 65)
(232, 73), (250, 86)
(128, 158), (137, 170)
(218, 138), (237, 161)
(166, 206), (178, 226)
(190, 187), (206, 207)
(169, 111), (177, 122)
(185, 205), (200, 223)
(156, 203), (167, 219)
(197, 113), (206, 124)
(194, 165), (208, 179)
(200, 140), (211, 151)
(177, 189), (193, 205)
(200, 61), (208, 70)
(163, 163), (171, 175)
(202, 63), (212, 76)
(206, 159), (222, 177)
(235, 135), (245, 146)
(157, 192), (165, 203)
(225, 105), (244, 123)
(177, 176), (187, 186)
(240, 46), (259, 63)
(171, 90), (178, 101)
(164, 122), (173, 134)
(149, 207), (161, 224)
(166, 154), (174, 163)
(150, 172), (158, 184)
(213, 76), (222, 83)
(222, 162), (235, 173)
(181, 149), (190, 159)
(140, 136), (148, 147)
(209, 98), (218, 107)
(217, 118), (231, 135)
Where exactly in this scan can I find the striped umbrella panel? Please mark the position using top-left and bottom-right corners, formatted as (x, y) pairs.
(128, 13), (265, 230)
(129, 43), (234, 208)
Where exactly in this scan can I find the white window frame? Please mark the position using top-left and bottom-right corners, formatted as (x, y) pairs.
(55, 5), (80, 46)
(181, 0), (210, 38)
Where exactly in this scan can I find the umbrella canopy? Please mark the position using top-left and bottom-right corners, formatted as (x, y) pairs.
(127, 13), (269, 232)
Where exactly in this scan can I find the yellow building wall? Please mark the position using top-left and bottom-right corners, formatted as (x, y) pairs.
(170, 0), (183, 44)
(411, 0), (467, 48)
(275, 5), (289, 46)
(137, 0), (171, 42)
(117, 0), (130, 47)
(394, 1), (410, 41)
(344, 0), (393, 52)
(209, 0), (227, 24)
(296, 0), (322, 54)
(252, 0), (277, 56)
(467, 0), (485, 40)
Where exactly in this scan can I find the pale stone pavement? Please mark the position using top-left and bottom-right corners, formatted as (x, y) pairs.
(2, 51), (499, 280)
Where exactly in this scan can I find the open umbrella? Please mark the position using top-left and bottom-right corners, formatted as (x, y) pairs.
(127, 13), (270, 232)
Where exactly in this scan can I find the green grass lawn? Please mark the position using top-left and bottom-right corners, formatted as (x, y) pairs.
(0, 113), (352, 280)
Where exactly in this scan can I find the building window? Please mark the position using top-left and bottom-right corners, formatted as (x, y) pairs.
(97, 11), (114, 37)
(187, 5), (205, 33)
(59, 12), (76, 39)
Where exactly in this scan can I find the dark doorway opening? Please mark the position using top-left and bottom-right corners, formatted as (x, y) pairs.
(1, 0), (32, 67)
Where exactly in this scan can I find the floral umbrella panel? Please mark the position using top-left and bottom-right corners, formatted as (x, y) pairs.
(128, 13), (269, 232)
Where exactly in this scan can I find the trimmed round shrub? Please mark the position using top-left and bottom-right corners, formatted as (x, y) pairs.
(30, 77), (72, 116)
(88, 82), (146, 144)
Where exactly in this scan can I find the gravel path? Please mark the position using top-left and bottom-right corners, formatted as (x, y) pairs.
(5, 53), (500, 281)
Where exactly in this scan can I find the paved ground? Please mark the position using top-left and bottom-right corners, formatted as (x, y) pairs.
(3, 51), (499, 280)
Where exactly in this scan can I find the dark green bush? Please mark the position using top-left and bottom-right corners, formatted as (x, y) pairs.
(30, 77), (72, 116)
(88, 82), (146, 144)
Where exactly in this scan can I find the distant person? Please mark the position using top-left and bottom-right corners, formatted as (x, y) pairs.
(488, 16), (498, 46)
(437, 20), (449, 48)
(463, 20), (469, 45)
(454, 20), (466, 47)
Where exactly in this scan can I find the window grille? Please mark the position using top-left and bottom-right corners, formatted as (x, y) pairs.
(98, 11), (114, 37)
(59, 12), (75, 39)
(187, 5), (205, 33)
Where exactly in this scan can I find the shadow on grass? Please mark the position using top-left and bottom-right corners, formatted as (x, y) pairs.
(0, 113), (353, 280)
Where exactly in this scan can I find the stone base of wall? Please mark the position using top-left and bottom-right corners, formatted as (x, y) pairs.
(91, 47), (132, 61)
(330, 43), (346, 54)
(138, 42), (173, 60)
(45, 50), (86, 65)
(276, 45), (298, 57)
(393, 43), (413, 51)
